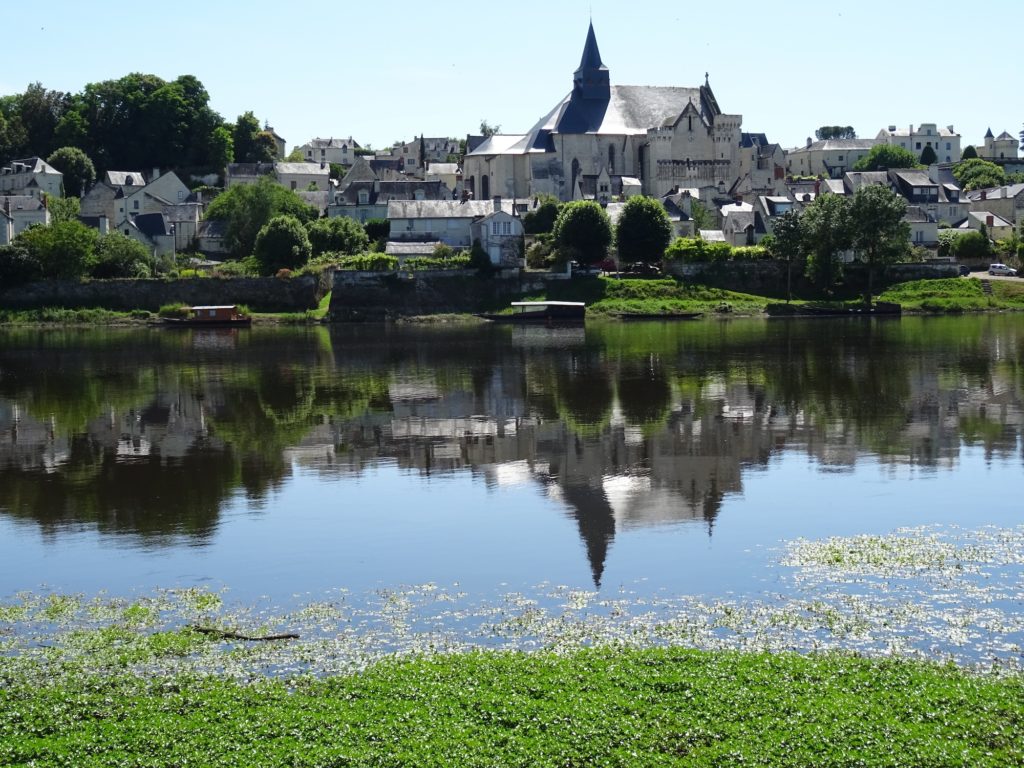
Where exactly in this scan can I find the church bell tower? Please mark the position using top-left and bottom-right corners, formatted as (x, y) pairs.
(573, 22), (610, 100)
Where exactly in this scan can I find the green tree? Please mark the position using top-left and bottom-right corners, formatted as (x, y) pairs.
(53, 109), (88, 149)
(522, 195), (561, 234)
(689, 200), (714, 231)
(46, 146), (96, 197)
(553, 200), (612, 265)
(767, 209), (804, 302)
(815, 125), (857, 140)
(952, 158), (1007, 191)
(919, 145), (938, 165)
(253, 214), (312, 274)
(14, 82), (67, 159)
(852, 144), (921, 171)
(0, 244), (42, 286)
(363, 219), (390, 251)
(479, 120), (501, 138)
(45, 195), (80, 223)
(801, 194), (851, 295)
(283, 148), (304, 163)
(615, 195), (672, 264)
(231, 111), (272, 164)
(849, 184), (910, 306)
(306, 216), (370, 256)
(14, 220), (98, 279)
(961, 145), (978, 160)
(204, 175), (318, 257)
(208, 125), (234, 171)
(92, 232), (154, 278)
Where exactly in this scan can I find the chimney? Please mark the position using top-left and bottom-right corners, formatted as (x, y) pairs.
(814, 179), (821, 195)
(947, 125), (954, 134)
(492, 195), (501, 213)
(806, 137), (812, 147)
(151, 167), (160, 181)
(981, 190), (987, 200)
(986, 215), (994, 227)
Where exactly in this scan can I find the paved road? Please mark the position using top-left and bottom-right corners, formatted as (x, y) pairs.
(967, 271), (1022, 282)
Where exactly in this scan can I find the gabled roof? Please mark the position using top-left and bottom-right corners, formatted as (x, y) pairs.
(996, 130), (1015, 141)
(105, 170), (146, 187)
(968, 210), (1012, 227)
(131, 212), (171, 238)
(0, 194), (45, 212)
(964, 183), (1024, 201)
(2, 157), (61, 175)
(340, 156), (379, 186)
(301, 136), (361, 150)
(465, 134), (530, 156)
(275, 162), (329, 176)
(387, 199), (515, 219)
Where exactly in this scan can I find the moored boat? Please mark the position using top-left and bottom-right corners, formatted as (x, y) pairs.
(160, 305), (252, 327)
(477, 301), (586, 324)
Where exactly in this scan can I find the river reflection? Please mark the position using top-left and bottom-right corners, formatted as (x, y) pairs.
(1, 318), (1023, 596)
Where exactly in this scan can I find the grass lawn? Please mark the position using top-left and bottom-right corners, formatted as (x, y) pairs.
(1, 648), (1020, 767)
(878, 277), (1024, 312)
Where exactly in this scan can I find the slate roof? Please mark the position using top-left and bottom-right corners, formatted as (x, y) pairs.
(387, 200), (515, 219)
(964, 183), (1024, 201)
(0, 195), (45, 211)
(340, 156), (378, 185)
(533, 84), (705, 137)
(466, 134), (530, 157)
(275, 162), (329, 176)
(739, 132), (769, 148)
(105, 170), (147, 187)
(131, 212), (171, 238)
(2, 157), (61, 175)
(226, 163), (274, 177)
(889, 169), (934, 187)
(790, 139), (877, 152)
(969, 211), (1012, 227)
(997, 131), (1015, 141)
(426, 163), (460, 175)
(843, 171), (889, 193)
(903, 205), (931, 223)
(302, 136), (361, 150)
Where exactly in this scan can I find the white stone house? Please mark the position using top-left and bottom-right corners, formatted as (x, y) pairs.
(225, 162), (330, 191)
(964, 184), (1024, 228)
(297, 137), (362, 166)
(80, 170), (148, 222)
(876, 123), (960, 164)
(980, 129), (1019, 161)
(386, 198), (524, 265)
(965, 211), (1014, 241)
(0, 157), (63, 199)
(784, 139), (878, 179)
(0, 196), (50, 244)
(116, 212), (175, 257)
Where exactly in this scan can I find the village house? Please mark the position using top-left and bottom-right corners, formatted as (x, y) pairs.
(0, 195), (49, 244)
(296, 137), (362, 166)
(964, 211), (1015, 241)
(425, 162), (461, 193)
(328, 157), (453, 223)
(225, 161), (330, 191)
(386, 197), (524, 266)
(963, 184), (1024, 227)
(118, 212), (175, 257)
(390, 137), (460, 177)
(876, 123), (961, 163)
(80, 170), (148, 222)
(784, 139), (877, 179)
(265, 125), (287, 159)
(0, 157), (63, 198)
(980, 129), (1019, 161)
(463, 23), (757, 202)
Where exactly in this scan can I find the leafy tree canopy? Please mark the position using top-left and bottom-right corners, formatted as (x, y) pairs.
(961, 145), (979, 160)
(615, 195), (672, 264)
(0, 244), (42, 286)
(852, 144), (921, 172)
(815, 125), (857, 141)
(919, 145), (938, 165)
(553, 201), (613, 265)
(952, 158), (1007, 191)
(47, 146), (96, 197)
(44, 194), (80, 224)
(850, 184), (909, 305)
(479, 120), (501, 138)
(306, 216), (369, 256)
(800, 193), (852, 294)
(204, 176), (318, 258)
(14, 220), (98, 280)
(253, 214), (312, 275)
(522, 195), (561, 235)
(92, 232), (154, 278)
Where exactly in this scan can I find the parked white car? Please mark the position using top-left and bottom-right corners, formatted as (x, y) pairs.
(988, 263), (1018, 276)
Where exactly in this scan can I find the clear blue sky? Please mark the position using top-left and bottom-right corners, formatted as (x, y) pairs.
(5, 0), (1020, 154)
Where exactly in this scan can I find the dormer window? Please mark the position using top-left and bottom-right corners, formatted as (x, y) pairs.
(357, 190), (369, 205)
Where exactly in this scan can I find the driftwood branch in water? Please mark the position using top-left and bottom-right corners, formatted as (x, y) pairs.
(187, 625), (299, 641)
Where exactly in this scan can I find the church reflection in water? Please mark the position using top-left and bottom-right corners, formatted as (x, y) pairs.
(2, 318), (1024, 585)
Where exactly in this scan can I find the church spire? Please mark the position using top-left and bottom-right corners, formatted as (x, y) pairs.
(573, 21), (610, 101)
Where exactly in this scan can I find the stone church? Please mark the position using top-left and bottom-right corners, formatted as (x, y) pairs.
(464, 23), (746, 203)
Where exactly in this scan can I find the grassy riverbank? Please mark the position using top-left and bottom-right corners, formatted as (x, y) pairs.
(878, 276), (1024, 312)
(1, 648), (1020, 767)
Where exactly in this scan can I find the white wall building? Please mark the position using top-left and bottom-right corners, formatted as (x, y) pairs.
(876, 123), (960, 164)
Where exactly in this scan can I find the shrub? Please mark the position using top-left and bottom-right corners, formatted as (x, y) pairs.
(306, 217), (369, 256)
(664, 237), (704, 262)
(335, 253), (398, 271)
(526, 238), (558, 269)
(404, 254), (471, 270)
(253, 214), (313, 275)
(0, 244), (42, 286)
(158, 303), (190, 319)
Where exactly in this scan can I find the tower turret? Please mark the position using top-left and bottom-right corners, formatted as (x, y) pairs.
(573, 22), (610, 100)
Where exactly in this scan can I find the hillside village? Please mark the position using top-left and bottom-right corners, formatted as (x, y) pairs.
(1, 22), (1022, 278)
